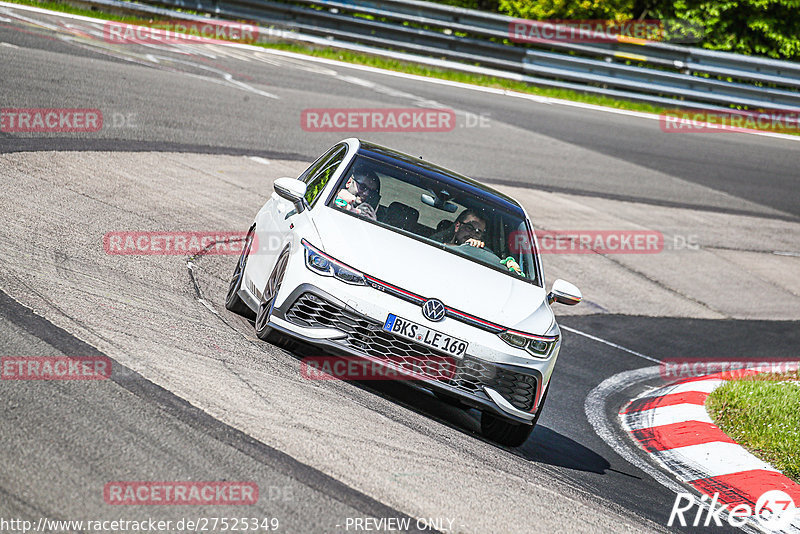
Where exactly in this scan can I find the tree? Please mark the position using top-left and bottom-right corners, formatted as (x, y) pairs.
(665, 0), (800, 59)
(430, 0), (800, 60)
(497, 0), (633, 20)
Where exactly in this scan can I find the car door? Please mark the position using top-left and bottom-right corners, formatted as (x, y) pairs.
(245, 144), (348, 296)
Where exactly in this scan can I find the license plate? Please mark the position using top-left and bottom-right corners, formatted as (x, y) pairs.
(383, 314), (468, 358)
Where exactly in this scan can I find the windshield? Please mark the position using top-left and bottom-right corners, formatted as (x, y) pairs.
(327, 154), (540, 285)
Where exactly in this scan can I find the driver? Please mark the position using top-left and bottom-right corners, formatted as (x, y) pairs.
(445, 209), (488, 249)
(444, 209), (524, 276)
(334, 169), (380, 220)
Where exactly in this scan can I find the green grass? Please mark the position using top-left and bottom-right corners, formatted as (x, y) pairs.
(8, 0), (153, 22)
(8, 0), (798, 135)
(706, 371), (800, 483)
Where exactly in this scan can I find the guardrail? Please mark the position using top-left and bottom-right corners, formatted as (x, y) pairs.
(67, 0), (800, 110)
(318, 0), (800, 89)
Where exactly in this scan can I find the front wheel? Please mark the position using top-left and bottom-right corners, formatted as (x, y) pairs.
(480, 413), (534, 447)
(225, 227), (256, 319)
(480, 387), (548, 447)
(254, 248), (294, 350)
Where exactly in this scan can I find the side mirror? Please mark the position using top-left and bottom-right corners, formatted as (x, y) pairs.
(274, 177), (308, 214)
(548, 279), (582, 306)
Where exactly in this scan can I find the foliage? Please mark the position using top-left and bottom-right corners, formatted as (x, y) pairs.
(497, 0), (633, 21)
(664, 0), (800, 60)
(427, 0), (800, 60)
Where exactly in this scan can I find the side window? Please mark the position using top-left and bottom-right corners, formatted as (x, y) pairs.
(297, 152), (329, 183)
(301, 144), (347, 207)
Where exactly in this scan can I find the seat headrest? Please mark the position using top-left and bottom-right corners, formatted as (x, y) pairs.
(385, 202), (419, 230)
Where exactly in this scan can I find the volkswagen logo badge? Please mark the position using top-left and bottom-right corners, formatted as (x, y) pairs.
(422, 299), (446, 322)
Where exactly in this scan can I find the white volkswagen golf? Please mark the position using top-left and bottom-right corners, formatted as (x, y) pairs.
(226, 138), (581, 447)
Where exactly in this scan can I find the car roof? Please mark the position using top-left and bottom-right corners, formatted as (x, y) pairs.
(356, 140), (524, 216)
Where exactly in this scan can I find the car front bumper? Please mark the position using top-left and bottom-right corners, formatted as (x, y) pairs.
(267, 282), (552, 425)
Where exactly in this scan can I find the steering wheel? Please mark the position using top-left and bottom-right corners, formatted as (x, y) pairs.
(455, 242), (499, 262)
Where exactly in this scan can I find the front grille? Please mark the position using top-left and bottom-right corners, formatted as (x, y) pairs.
(285, 292), (537, 411)
(493, 369), (537, 411)
(451, 359), (537, 411)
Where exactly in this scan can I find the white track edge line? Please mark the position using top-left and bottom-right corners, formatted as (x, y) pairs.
(561, 325), (662, 364)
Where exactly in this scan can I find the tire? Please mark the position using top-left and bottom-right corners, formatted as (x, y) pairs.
(480, 413), (534, 447)
(225, 227), (256, 319)
(480, 387), (548, 447)
(254, 247), (294, 349)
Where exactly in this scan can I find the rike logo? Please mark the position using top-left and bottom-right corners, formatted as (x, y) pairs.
(669, 490), (797, 529)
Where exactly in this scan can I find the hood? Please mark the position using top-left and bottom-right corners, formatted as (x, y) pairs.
(310, 207), (553, 333)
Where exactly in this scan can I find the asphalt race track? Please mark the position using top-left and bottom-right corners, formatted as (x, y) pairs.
(1, 4), (799, 533)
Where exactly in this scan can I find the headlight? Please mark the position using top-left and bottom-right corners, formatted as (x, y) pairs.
(302, 240), (367, 286)
(498, 330), (557, 358)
